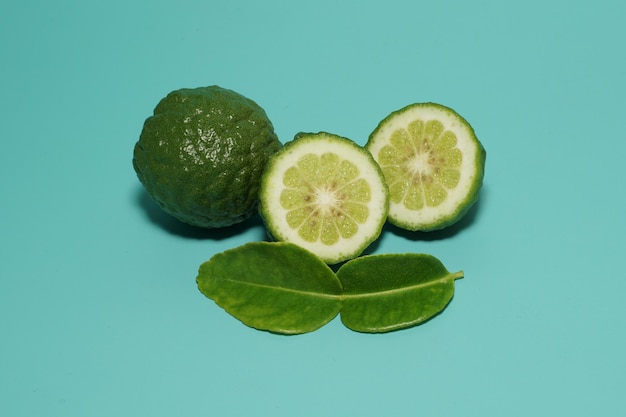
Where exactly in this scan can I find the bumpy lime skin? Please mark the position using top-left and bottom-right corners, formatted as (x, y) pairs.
(133, 86), (282, 228)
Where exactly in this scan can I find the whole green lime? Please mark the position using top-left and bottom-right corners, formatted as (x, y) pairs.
(133, 86), (282, 228)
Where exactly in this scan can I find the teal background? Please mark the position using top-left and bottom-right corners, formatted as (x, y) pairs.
(2, 0), (625, 415)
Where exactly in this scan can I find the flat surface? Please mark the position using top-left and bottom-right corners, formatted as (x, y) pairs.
(1, 1), (625, 415)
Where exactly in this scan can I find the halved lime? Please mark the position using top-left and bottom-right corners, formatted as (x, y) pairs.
(259, 132), (389, 264)
(366, 103), (486, 231)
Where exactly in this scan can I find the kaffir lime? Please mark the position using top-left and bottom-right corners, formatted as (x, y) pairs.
(259, 132), (389, 264)
(133, 86), (282, 228)
(366, 102), (486, 231)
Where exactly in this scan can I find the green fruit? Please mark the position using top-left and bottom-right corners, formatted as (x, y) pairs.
(259, 132), (389, 264)
(133, 86), (282, 228)
(366, 102), (486, 231)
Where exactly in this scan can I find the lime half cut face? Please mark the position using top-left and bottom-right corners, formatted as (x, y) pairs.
(366, 103), (485, 231)
(259, 132), (389, 264)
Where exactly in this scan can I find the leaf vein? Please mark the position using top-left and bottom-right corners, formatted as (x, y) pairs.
(215, 278), (342, 300)
(342, 271), (463, 300)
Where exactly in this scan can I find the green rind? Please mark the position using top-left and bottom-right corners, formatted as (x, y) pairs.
(258, 132), (389, 264)
(366, 102), (486, 232)
(196, 241), (342, 334)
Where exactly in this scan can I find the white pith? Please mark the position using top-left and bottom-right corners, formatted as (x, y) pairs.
(261, 134), (388, 263)
(316, 188), (339, 209)
(408, 152), (433, 177)
(367, 105), (480, 229)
